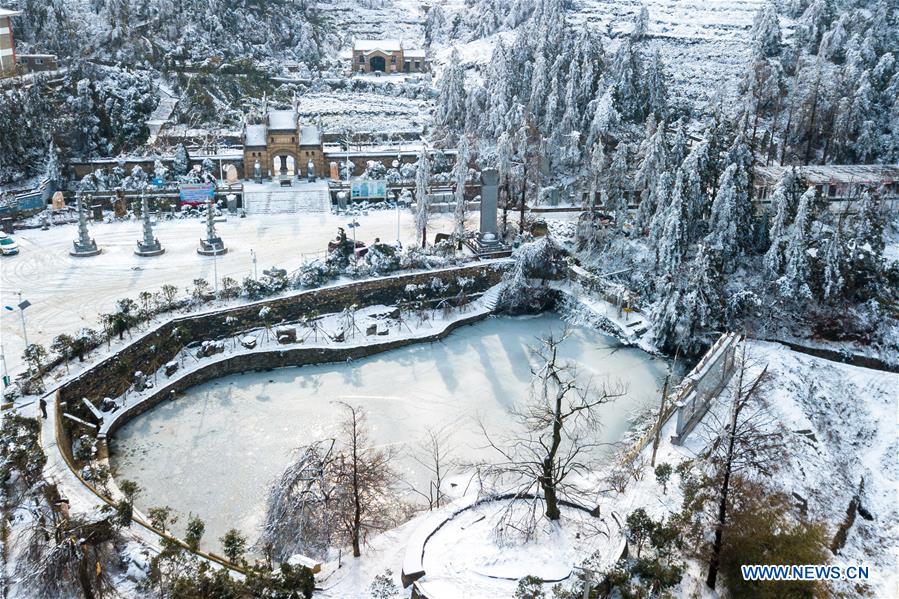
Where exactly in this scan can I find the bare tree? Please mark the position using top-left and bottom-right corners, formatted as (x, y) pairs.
(332, 403), (401, 558)
(480, 330), (625, 528)
(409, 426), (455, 511)
(703, 344), (783, 590)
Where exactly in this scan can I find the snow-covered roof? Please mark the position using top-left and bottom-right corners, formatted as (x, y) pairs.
(268, 109), (297, 131)
(0, 8), (22, 17)
(754, 165), (899, 186)
(354, 39), (402, 53)
(299, 125), (320, 146)
(244, 124), (267, 147)
(404, 49), (426, 59)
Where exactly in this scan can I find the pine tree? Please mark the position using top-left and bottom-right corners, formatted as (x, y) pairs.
(587, 85), (619, 147)
(635, 118), (667, 188)
(650, 275), (681, 353)
(633, 4), (650, 40)
(606, 143), (630, 228)
(655, 170), (688, 273)
(677, 244), (722, 354)
(669, 119), (688, 169)
(705, 164), (742, 269)
(763, 174), (794, 276)
(680, 141), (711, 242)
(44, 141), (62, 189)
(437, 49), (467, 131)
(72, 79), (100, 160)
(647, 170), (674, 243)
(821, 225), (844, 301)
(173, 144), (190, 176)
(779, 186), (816, 300)
(750, 2), (782, 59)
(415, 147), (431, 247)
(587, 141), (606, 214)
(846, 190), (885, 294)
(644, 48), (668, 119)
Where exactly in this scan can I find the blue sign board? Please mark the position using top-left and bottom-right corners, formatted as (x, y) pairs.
(350, 179), (387, 200)
(179, 183), (215, 205)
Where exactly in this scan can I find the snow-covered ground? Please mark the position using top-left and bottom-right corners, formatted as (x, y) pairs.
(0, 209), (473, 375)
(295, 90), (432, 135)
(607, 339), (899, 598)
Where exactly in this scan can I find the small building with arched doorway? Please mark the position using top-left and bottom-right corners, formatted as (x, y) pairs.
(242, 108), (323, 181)
(352, 39), (429, 74)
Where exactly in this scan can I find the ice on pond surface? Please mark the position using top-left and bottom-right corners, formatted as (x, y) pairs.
(109, 313), (669, 546)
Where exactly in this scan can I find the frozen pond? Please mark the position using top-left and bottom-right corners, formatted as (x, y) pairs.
(109, 313), (669, 548)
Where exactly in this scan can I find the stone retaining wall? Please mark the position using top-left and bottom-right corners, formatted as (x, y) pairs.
(102, 309), (492, 439)
(55, 262), (508, 464)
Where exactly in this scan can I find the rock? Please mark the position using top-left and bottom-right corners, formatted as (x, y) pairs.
(100, 397), (117, 412)
(240, 336), (257, 349)
(275, 327), (297, 343)
(133, 371), (146, 390)
(164, 361), (179, 377)
(377, 323), (390, 335)
(366, 324), (378, 336)
(197, 340), (225, 358)
(332, 329), (345, 343)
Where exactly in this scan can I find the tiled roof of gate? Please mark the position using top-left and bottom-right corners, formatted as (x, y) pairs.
(268, 109), (297, 131)
(299, 125), (321, 146)
(244, 124), (267, 147)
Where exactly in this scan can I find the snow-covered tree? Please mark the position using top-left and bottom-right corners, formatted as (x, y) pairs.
(437, 49), (467, 131)
(173, 144), (190, 177)
(845, 190), (885, 294)
(606, 142), (630, 228)
(650, 275), (681, 353)
(43, 141), (62, 189)
(587, 141), (606, 213)
(655, 171), (688, 273)
(633, 4), (650, 40)
(668, 120), (689, 169)
(415, 148), (431, 247)
(750, 2), (782, 59)
(587, 85), (619, 147)
(778, 186), (816, 300)
(821, 225), (844, 301)
(677, 244), (722, 354)
(643, 48), (668, 119)
(763, 168), (801, 276)
(635, 122), (668, 227)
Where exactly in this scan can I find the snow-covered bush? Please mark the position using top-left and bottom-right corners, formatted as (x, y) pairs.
(497, 237), (568, 314)
(365, 243), (401, 276)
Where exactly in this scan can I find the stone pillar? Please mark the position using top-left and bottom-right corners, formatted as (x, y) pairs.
(197, 197), (227, 255)
(479, 169), (499, 238)
(70, 194), (101, 257)
(135, 193), (164, 256)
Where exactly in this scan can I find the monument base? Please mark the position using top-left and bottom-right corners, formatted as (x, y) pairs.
(135, 241), (165, 257)
(70, 241), (101, 257)
(198, 237), (227, 256)
(466, 233), (512, 258)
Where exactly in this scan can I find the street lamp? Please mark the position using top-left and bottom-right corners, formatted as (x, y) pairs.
(395, 190), (402, 247)
(347, 219), (360, 262)
(4, 292), (30, 348)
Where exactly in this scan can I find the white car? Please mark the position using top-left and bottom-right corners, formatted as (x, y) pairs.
(0, 232), (19, 255)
